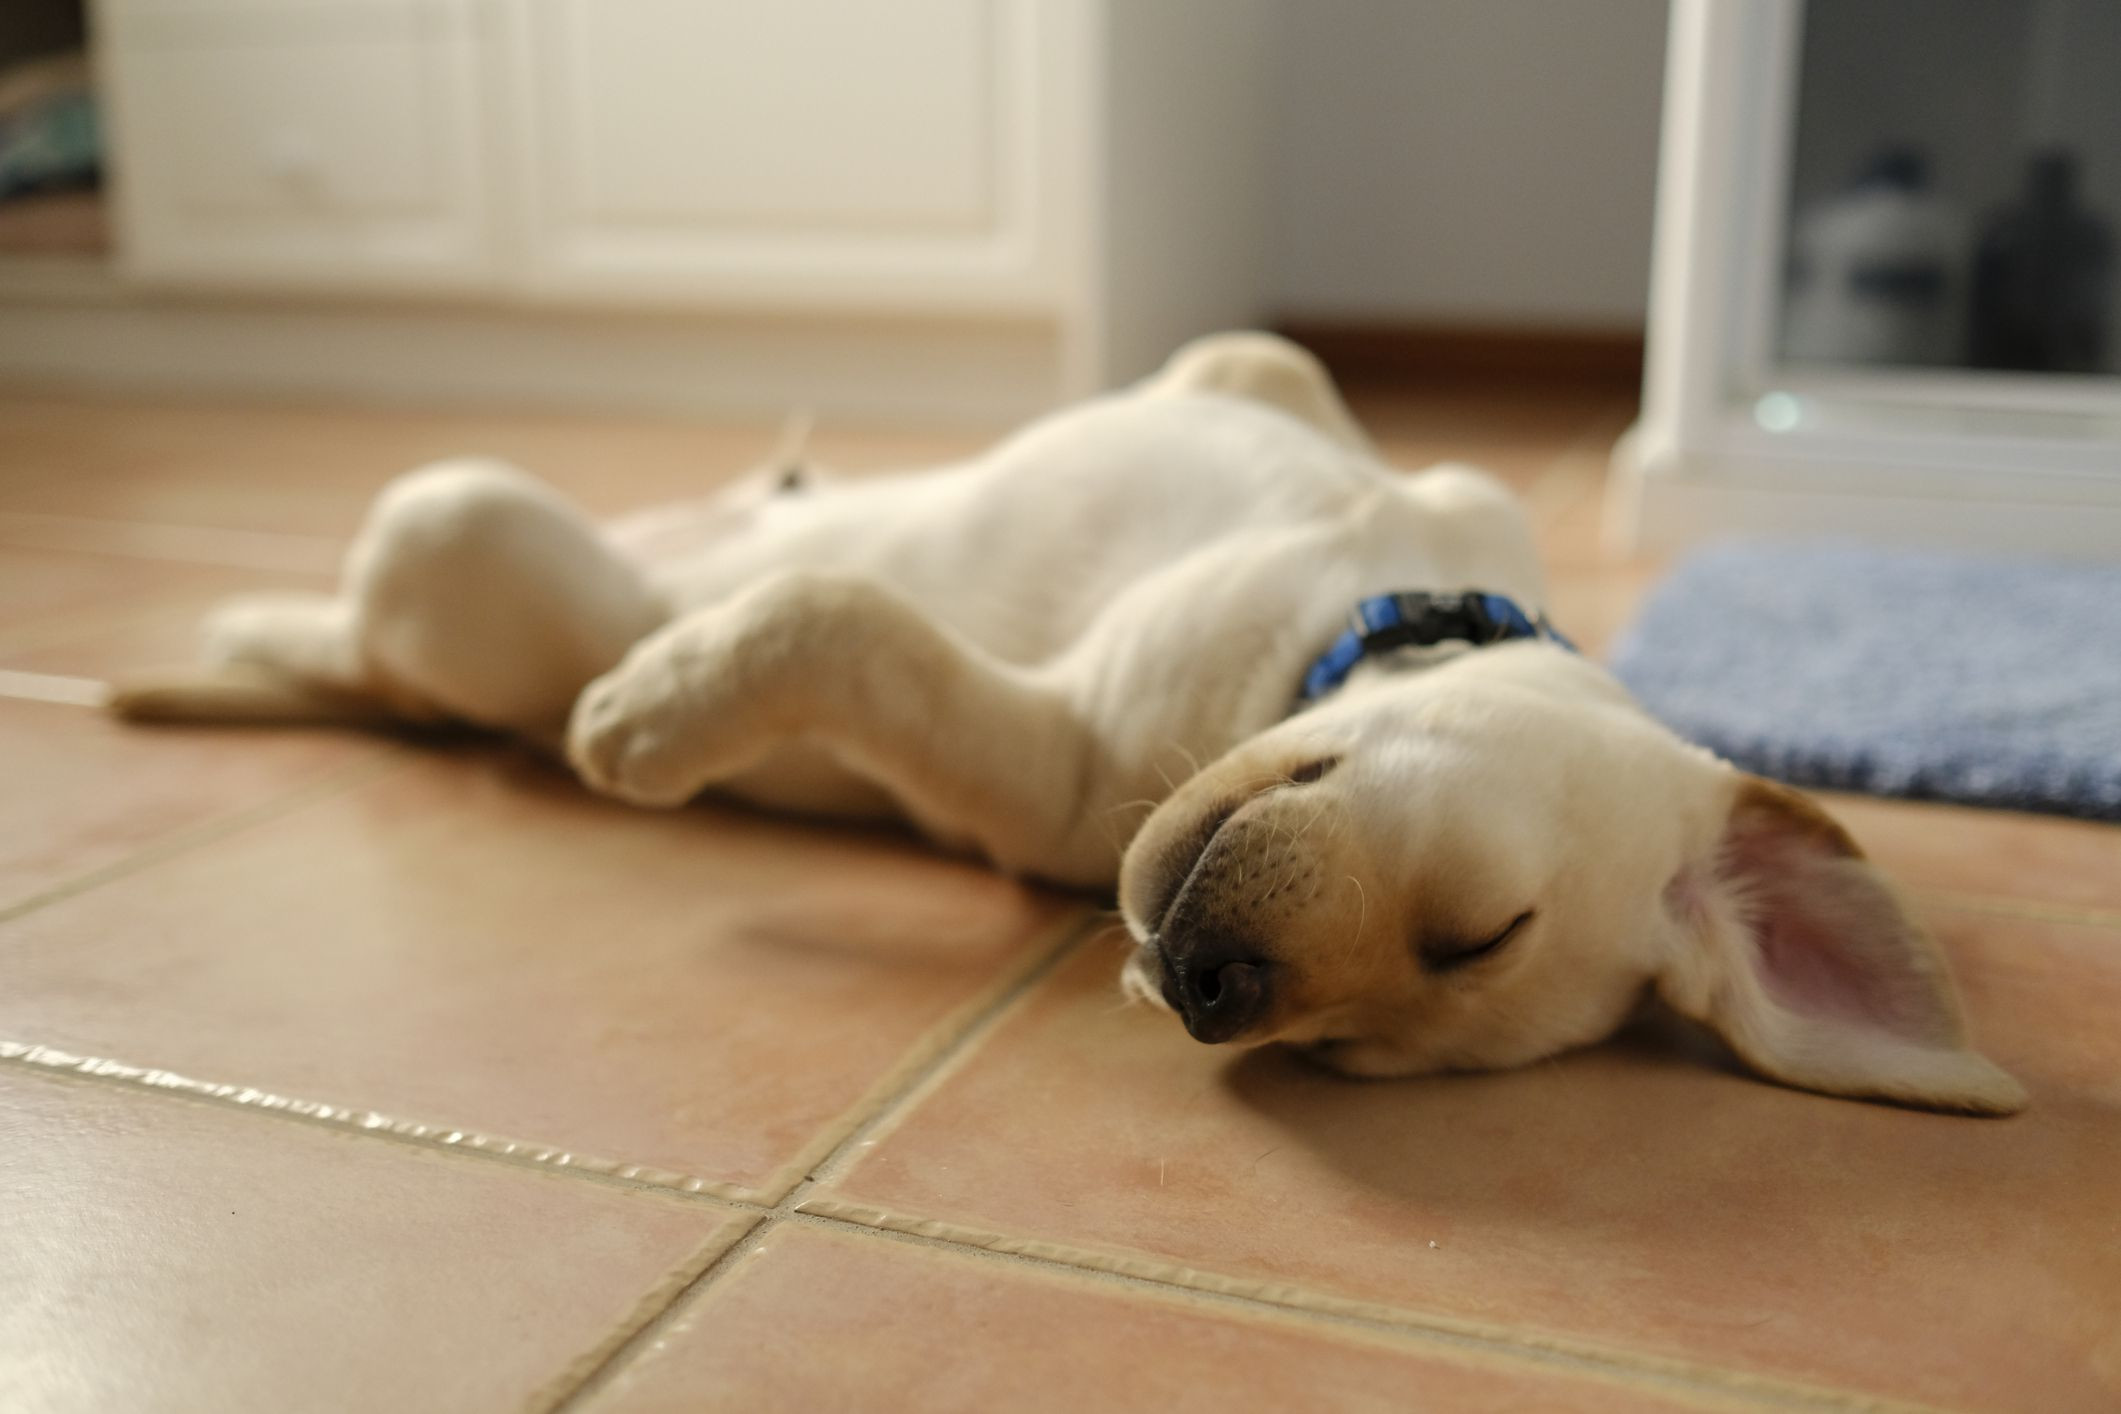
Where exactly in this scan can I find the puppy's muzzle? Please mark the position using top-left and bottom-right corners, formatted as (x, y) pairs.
(1157, 932), (1270, 1044)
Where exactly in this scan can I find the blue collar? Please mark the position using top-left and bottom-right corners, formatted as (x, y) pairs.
(1296, 590), (1576, 708)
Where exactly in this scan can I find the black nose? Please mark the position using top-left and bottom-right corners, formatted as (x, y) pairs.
(1158, 940), (1271, 1044)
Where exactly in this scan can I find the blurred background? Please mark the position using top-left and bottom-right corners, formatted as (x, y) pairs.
(1782, 0), (2120, 376)
(0, 0), (1666, 421)
(0, 0), (2115, 557)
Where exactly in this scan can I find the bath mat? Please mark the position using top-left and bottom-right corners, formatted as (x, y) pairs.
(1609, 541), (2121, 820)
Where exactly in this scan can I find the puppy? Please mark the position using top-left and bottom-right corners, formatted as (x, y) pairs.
(113, 333), (2024, 1116)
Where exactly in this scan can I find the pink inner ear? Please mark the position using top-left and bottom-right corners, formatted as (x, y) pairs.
(1723, 816), (1952, 1043)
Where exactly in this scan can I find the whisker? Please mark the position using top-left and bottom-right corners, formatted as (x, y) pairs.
(1288, 795), (1333, 845)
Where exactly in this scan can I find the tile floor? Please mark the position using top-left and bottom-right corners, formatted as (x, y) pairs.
(1, 384), (2115, 1413)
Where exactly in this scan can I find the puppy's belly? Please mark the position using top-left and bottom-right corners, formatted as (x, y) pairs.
(716, 740), (902, 822)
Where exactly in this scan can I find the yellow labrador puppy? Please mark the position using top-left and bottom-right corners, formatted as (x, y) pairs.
(114, 333), (2024, 1116)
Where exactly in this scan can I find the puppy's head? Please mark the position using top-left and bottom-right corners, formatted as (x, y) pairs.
(1117, 644), (2024, 1115)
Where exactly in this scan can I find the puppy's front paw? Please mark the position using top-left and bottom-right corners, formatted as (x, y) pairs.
(566, 666), (703, 808)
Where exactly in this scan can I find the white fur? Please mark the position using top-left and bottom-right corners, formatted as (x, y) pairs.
(138, 333), (2024, 1114)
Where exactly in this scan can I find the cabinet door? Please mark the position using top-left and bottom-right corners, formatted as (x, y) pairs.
(99, 0), (496, 292)
(510, 0), (1083, 313)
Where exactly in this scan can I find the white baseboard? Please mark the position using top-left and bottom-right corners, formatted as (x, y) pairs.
(1607, 424), (2121, 563)
(0, 293), (1069, 426)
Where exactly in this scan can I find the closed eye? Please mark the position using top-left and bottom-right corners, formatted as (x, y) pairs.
(1286, 756), (1340, 785)
(1422, 909), (1535, 974)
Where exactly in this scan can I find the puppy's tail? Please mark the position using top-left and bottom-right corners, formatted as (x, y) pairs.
(106, 665), (401, 728)
(110, 592), (441, 729)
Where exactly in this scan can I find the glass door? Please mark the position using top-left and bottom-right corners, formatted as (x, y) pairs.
(1749, 0), (2121, 442)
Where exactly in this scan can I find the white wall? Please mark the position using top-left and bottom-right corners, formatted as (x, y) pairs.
(1269, 0), (1669, 330)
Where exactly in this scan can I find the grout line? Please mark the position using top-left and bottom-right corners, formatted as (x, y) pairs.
(0, 1041), (766, 1207)
(0, 911), (1932, 1411)
(0, 894), (1978, 1412)
(744, 907), (1108, 1203)
(783, 1201), (1932, 1414)
(524, 1214), (766, 1414)
(786, 911), (1114, 1195)
(0, 907), (1106, 1412)
(0, 509), (345, 575)
(539, 897), (1927, 1413)
(3, 937), (1939, 1413)
(776, 1210), (1852, 1414)
(1914, 887), (2121, 931)
(0, 746), (408, 927)
(540, 913), (1108, 1412)
(538, 1213), (779, 1414)
(0, 910), (1107, 1413)
(0, 668), (108, 706)
(0, 914), (1107, 1213)
(1517, 402), (1634, 530)
(0, 1049), (771, 1413)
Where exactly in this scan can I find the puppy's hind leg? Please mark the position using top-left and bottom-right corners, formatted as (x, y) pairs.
(1140, 331), (1373, 454)
(346, 459), (666, 742)
(112, 594), (413, 726)
(115, 459), (666, 740)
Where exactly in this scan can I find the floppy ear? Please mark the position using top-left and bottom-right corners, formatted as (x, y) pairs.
(1657, 775), (2026, 1115)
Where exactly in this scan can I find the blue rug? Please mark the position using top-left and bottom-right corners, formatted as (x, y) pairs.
(1609, 542), (2121, 820)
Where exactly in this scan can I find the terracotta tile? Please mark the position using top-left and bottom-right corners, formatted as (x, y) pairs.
(0, 384), (1616, 554)
(1358, 389), (1626, 495)
(0, 392), (707, 535)
(1544, 557), (1665, 661)
(811, 912), (2121, 1412)
(590, 1222), (1707, 1414)
(0, 392), (987, 545)
(1534, 485), (1617, 568)
(0, 383), (1598, 580)
(1818, 792), (2121, 918)
(0, 1064), (747, 1414)
(0, 509), (345, 576)
(1938, 908), (2121, 1095)
(0, 546), (332, 678)
(1528, 410), (1637, 569)
(0, 546), (207, 644)
(0, 698), (380, 914)
(0, 747), (1081, 1199)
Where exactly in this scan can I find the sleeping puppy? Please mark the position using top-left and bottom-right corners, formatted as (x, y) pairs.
(112, 333), (2025, 1116)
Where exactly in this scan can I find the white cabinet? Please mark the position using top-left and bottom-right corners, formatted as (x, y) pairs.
(66, 0), (1266, 414)
(98, 0), (496, 291)
(512, 0), (1078, 311)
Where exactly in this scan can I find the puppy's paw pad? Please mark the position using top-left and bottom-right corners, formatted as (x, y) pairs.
(566, 675), (698, 807)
